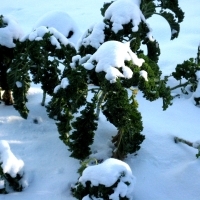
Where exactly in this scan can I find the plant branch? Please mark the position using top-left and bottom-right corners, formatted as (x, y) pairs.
(170, 81), (189, 91)
(96, 90), (107, 118)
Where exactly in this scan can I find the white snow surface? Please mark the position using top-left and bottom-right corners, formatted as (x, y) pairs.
(0, 0), (200, 200)
(83, 40), (144, 83)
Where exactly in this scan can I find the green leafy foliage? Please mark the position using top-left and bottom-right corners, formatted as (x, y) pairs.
(0, 46), (14, 106)
(47, 63), (89, 158)
(8, 0), (185, 162)
(141, 0), (184, 39)
(101, 81), (144, 159)
(138, 54), (173, 110)
(72, 180), (129, 200)
(101, 0), (185, 41)
(47, 0), (179, 161)
(0, 46), (14, 90)
(0, 15), (15, 105)
(8, 30), (76, 118)
(69, 96), (98, 160)
(171, 58), (199, 94)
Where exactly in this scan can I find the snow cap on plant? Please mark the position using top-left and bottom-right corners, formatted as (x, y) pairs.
(21, 26), (74, 49)
(83, 40), (144, 83)
(80, 22), (106, 49)
(33, 11), (81, 47)
(78, 0), (153, 51)
(105, 0), (153, 40)
(0, 140), (24, 178)
(0, 15), (23, 48)
(75, 158), (136, 199)
(54, 77), (70, 93)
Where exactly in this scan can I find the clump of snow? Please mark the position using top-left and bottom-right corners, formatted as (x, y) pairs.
(0, 140), (24, 178)
(53, 85), (61, 93)
(0, 15), (24, 48)
(79, 158), (136, 199)
(33, 11), (82, 46)
(21, 26), (74, 49)
(193, 140), (200, 149)
(80, 22), (106, 49)
(140, 70), (148, 81)
(60, 77), (69, 88)
(54, 77), (69, 93)
(83, 40), (144, 83)
(70, 54), (91, 68)
(16, 81), (22, 88)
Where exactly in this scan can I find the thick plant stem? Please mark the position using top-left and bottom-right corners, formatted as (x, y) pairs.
(41, 91), (46, 106)
(174, 136), (200, 158)
(170, 82), (189, 91)
(112, 128), (125, 160)
(2, 90), (13, 105)
(96, 90), (106, 118)
(174, 136), (193, 147)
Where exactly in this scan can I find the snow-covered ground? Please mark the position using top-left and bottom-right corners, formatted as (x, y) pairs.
(1, 0), (200, 199)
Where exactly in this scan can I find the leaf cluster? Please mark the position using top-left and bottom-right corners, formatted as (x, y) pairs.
(141, 0), (184, 40)
(171, 58), (199, 93)
(8, 31), (76, 118)
(101, 80), (144, 159)
(69, 96), (98, 160)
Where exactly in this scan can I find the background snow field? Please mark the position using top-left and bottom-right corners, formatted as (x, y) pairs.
(0, 0), (200, 199)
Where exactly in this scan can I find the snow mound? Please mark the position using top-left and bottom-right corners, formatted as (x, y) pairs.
(0, 140), (24, 178)
(33, 11), (82, 46)
(0, 15), (24, 48)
